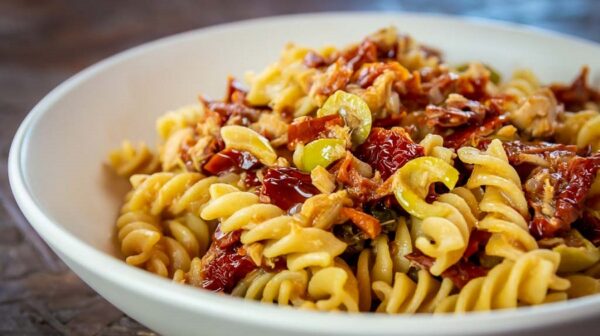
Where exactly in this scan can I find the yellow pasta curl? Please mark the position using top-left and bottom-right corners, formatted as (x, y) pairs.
(124, 172), (219, 216)
(200, 184), (347, 271)
(577, 114), (600, 151)
(108, 141), (160, 177)
(116, 209), (164, 271)
(373, 270), (454, 314)
(302, 260), (359, 312)
(232, 269), (309, 306)
(435, 250), (569, 313)
(458, 139), (537, 260)
(393, 156), (477, 275)
(156, 104), (205, 141)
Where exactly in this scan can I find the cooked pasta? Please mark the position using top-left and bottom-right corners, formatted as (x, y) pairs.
(200, 183), (347, 271)
(435, 250), (570, 313)
(393, 156), (478, 275)
(458, 139), (537, 261)
(108, 26), (600, 314)
(108, 141), (160, 177)
(232, 268), (309, 306)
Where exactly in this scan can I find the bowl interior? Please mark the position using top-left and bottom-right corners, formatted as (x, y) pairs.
(12, 12), (600, 335)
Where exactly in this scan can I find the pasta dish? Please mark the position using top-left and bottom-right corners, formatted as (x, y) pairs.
(107, 27), (600, 313)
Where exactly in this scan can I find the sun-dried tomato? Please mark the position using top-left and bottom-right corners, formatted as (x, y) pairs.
(355, 127), (424, 180)
(399, 71), (459, 111)
(486, 141), (579, 166)
(334, 152), (383, 203)
(201, 228), (256, 292)
(443, 114), (505, 149)
(340, 207), (381, 239)
(405, 250), (488, 289)
(439, 260), (489, 289)
(179, 132), (222, 172)
(341, 40), (378, 70)
(200, 248), (256, 292)
(203, 149), (261, 175)
(463, 229), (492, 259)
(527, 153), (600, 238)
(224, 76), (248, 104)
(287, 114), (344, 150)
(550, 67), (600, 112)
(372, 112), (405, 128)
(576, 209), (600, 246)
(455, 73), (489, 102)
(213, 227), (242, 249)
(260, 167), (320, 211)
(303, 51), (328, 68)
(425, 96), (487, 128)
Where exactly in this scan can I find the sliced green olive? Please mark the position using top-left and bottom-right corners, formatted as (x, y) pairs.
(317, 90), (372, 145)
(298, 138), (346, 172)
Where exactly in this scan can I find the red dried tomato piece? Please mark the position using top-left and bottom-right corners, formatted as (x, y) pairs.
(224, 76), (248, 104)
(303, 51), (328, 68)
(213, 228), (242, 250)
(527, 153), (600, 238)
(550, 66), (600, 112)
(405, 250), (488, 289)
(443, 114), (505, 149)
(200, 248), (256, 292)
(260, 167), (320, 211)
(287, 114), (344, 150)
(201, 228), (256, 293)
(341, 40), (378, 70)
(203, 149), (261, 175)
(395, 71), (458, 111)
(576, 210), (600, 246)
(440, 260), (489, 289)
(479, 141), (579, 166)
(425, 96), (487, 128)
(340, 207), (381, 239)
(334, 152), (383, 203)
(355, 127), (424, 180)
(463, 229), (492, 259)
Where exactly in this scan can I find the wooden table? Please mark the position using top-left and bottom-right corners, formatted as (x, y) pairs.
(1, 0), (599, 334)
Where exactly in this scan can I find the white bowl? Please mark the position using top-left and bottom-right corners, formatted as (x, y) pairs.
(9, 12), (600, 336)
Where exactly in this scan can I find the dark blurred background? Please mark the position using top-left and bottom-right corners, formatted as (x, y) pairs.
(1, 1), (599, 335)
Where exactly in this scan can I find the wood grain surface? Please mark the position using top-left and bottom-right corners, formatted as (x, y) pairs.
(1, 0), (599, 335)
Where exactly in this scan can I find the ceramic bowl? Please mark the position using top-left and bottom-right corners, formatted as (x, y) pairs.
(9, 13), (600, 336)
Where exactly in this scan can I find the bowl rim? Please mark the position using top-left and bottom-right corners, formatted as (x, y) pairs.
(8, 11), (600, 335)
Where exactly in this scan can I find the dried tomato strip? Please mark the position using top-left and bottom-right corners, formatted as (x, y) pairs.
(405, 250), (488, 289)
(287, 114), (344, 150)
(203, 149), (261, 175)
(341, 207), (381, 239)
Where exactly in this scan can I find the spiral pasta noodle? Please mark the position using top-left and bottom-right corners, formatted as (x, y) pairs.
(501, 70), (558, 138)
(232, 269), (309, 306)
(419, 134), (455, 165)
(356, 217), (414, 301)
(458, 139), (537, 260)
(301, 260), (360, 312)
(435, 249), (570, 313)
(502, 70), (540, 103)
(124, 172), (219, 216)
(577, 114), (600, 151)
(373, 270), (454, 314)
(200, 183), (347, 271)
(393, 156), (478, 275)
(116, 208), (165, 272)
(108, 141), (160, 177)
